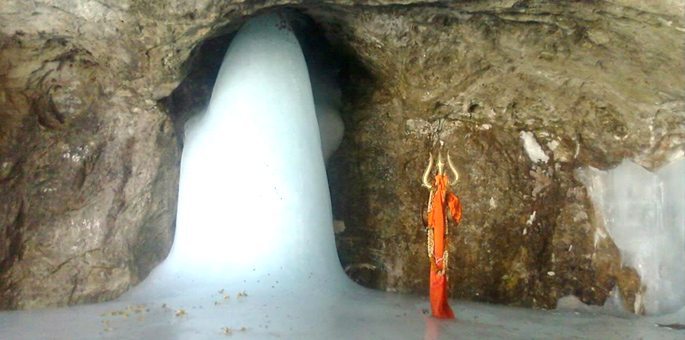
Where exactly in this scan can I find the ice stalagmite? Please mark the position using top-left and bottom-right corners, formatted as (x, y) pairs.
(122, 12), (352, 300)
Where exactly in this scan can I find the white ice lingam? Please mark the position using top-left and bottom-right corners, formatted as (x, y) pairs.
(150, 10), (347, 286)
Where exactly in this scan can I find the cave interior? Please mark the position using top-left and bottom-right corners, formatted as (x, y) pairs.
(0, 1), (683, 339)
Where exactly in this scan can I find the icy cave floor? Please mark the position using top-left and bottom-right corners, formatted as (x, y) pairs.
(1, 282), (683, 340)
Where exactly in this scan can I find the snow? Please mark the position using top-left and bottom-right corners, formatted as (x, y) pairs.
(519, 131), (549, 163)
(526, 211), (537, 225)
(0, 12), (682, 340)
(578, 158), (685, 315)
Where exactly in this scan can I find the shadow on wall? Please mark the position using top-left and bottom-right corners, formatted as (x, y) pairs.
(159, 31), (236, 146)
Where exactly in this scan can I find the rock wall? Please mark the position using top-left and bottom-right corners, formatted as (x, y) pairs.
(317, 2), (684, 310)
(0, 33), (180, 309)
(0, 0), (682, 310)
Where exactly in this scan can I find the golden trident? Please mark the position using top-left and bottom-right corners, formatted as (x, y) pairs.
(422, 151), (459, 189)
(422, 150), (459, 277)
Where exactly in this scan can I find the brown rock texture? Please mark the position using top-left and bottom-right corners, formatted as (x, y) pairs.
(0, 0), (682, 311)
(320, 2), (684, 310)
(0, 34), (180, 309)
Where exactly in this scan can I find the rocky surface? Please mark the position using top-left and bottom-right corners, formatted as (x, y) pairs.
(0, 0), (682, 310)
(317, 2), (684, 310)
(0, 34), (180, 309)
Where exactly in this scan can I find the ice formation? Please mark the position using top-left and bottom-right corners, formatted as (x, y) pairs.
(309, 44), (344, 161)
(519, 131), (549, 163)
(578, 158), (685, 315)
(0, 12), (682, 340)
(153, 10), (345, 284)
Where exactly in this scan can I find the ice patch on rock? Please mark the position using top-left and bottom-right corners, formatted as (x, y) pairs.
(520, 131), (549, 163)
(577, 158), (685, 315)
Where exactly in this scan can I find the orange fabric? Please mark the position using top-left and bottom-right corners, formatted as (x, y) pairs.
(426, 174), (461, 319)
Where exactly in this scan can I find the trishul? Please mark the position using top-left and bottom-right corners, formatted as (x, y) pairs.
(422, 151), (459, 189)
(422, 150), (461, 319)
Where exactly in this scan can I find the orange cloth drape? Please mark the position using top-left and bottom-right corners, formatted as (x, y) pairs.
(427, 174), (462, 319)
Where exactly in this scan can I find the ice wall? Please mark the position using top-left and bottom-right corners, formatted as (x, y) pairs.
(656, 159), (685, 313)
(578, 158), (685, 315)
